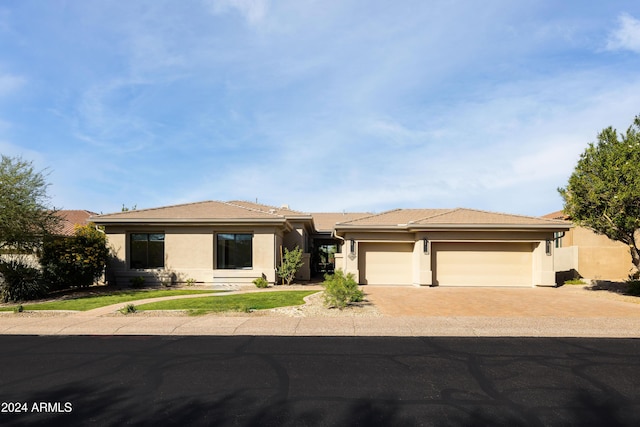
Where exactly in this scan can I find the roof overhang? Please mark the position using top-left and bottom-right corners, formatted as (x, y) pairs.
(91, 217), (290, 229)
(334, 222), (572, 236)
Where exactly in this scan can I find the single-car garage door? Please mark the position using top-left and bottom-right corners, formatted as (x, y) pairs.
(432, 242), (533, 287)
(358, 242), (413, 285)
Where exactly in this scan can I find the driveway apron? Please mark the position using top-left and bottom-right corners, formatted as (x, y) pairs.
(363, 286), (640, 318)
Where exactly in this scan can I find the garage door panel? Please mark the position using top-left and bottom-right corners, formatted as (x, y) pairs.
(434, 242), (533, 287)
(359, 243), (413, 285)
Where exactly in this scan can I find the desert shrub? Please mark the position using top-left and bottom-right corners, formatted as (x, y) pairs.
(121, 303), (137, 314)
(40, 224), (109, 290)
(626, 280), (640, 296)
(322, 269), (364, 309)
(253, 277), (269, 288)
(277, 246), (304, 285)
(0, 259), (47, 302)
(130, 276), (145, 289)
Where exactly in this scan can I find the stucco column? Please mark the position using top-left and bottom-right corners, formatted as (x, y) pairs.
(533, 240), (556, 286)
(413, 237), (433, 286)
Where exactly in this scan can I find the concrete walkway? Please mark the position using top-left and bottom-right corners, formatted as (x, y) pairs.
(2, 285), (640, 337)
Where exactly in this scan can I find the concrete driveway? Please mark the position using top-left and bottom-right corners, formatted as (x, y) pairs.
(364, 285), (640, 318)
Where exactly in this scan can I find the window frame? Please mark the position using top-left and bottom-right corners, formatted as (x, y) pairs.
(129, 232), (165, 269)
(216, 233), (253, 270)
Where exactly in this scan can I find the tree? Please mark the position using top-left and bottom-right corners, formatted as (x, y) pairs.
(558, 115), (640, 276)
(0, 155), (60, 252)
(40, 223), (110, 290)
(277, 246), (304, 285)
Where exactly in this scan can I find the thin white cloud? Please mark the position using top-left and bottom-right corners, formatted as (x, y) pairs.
(0, 72), (25, 96)
(204, 0), (269, 26)
(607, 13), (640, 53)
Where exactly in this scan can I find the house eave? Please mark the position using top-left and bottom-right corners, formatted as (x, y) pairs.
(334, 223), (572, 234)
(91, 218), (289, 227)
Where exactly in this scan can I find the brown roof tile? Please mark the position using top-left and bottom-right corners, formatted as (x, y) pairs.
(337, 208), (569, 228)
(91, 201), (284, 222)
(311, 212), (371, 232)
(55, 210), (96, 236)
(226, 201), (310, 218)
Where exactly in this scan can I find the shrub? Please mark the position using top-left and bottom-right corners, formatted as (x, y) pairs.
(130, 276), (145, 288)
(13, 304), (24, 313)
(626, 280), (640, 296)
(277, 246), (304, 285)
(253, 277), (269, 288)
(121, 303), (137, 314)
(563, 278), (586, 285)
(185, 278), (196, 287)
(40, 223), (109, 290)
(322, 269), (364, 309)
(0, 258), (47, 302)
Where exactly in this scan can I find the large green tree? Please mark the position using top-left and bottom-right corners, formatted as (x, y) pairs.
(559, 115), (640, 275)
(0, 155), (60, 252)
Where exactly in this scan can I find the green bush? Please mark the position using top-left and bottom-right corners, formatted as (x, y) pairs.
(322, 269), (364, 309)
(130, 276), (145, 289)
(121, 303), (137, 314)
(253, 277), (269, 288)
(40, 223), (109, 290)
(626, 280), (640, 296)
(0, 259), (47, 302)
(277, 246), (304, 285)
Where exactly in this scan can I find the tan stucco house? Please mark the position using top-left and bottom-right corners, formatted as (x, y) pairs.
(92, 201), (569, 287)
(544, 211), (632, 282)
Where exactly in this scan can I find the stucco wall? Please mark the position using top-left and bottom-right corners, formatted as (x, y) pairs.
(104, 225), (282, 285)
(336, 230), (558, 287)
(556, 226), (632, 281)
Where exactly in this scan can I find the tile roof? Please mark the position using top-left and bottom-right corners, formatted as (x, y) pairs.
(91, 201), (286, 222)
(226, 201), (311, 218)
(337, 208), (569, 228)
(336, 209), (452, 226)
(55, 210), (96, 236)
(542, 210), (569, 220)
(311, 212), (371, 232)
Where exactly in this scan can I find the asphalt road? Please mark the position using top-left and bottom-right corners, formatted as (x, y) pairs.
(1, 336), (639, 426)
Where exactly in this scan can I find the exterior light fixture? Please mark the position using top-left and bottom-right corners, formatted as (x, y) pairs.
(545, 240), (552, 256)
(350, 240), (356, 254)
(423, 238), (429, 254)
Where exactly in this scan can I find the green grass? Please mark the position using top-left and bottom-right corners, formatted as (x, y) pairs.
(0, 289), (220, 312)
(563, 278), (587, 285)
(136, 290), (318, 315)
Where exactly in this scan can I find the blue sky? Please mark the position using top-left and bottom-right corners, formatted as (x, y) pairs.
(1, 1), (639, 216)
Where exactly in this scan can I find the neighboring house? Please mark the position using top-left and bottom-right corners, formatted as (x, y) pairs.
(543, 211), (632, 282)
(92, 202), (569, 287)
(0, 210), (95, 267)
(54, 210), (96, 236)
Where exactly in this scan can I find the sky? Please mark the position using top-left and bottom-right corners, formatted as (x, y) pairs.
(1, 1), (640, 217)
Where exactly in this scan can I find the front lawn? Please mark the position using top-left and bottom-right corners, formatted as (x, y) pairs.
(0, 289), (221, 312)
(135, 290), (318, 315)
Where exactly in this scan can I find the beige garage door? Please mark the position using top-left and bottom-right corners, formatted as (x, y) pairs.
(433, 242), (533, 287)
(358, 242), (414, 285)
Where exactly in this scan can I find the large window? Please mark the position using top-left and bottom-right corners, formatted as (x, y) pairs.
(130, 233), (165, 269)
(217, 233), (252, 269)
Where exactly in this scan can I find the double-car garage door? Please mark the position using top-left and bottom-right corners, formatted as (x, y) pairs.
(359, 241), (534, 287)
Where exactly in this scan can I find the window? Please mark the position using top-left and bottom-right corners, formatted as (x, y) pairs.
(554, 232), (563, 248)
(217, 233), (252, 269)
(130, 233), (165, 269)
